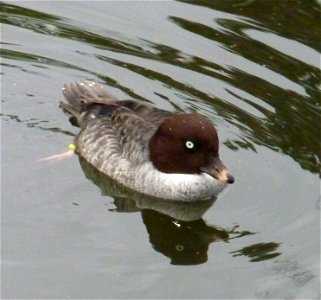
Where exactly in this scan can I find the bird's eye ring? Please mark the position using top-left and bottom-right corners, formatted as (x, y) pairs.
(185, 141), (194, 149)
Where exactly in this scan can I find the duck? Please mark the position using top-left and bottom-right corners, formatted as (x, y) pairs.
(60, 80), (234, 201)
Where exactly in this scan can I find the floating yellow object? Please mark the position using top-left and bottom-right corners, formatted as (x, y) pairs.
(68, 143), (77, 151)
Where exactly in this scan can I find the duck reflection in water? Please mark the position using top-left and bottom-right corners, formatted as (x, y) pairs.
(79, 157), (231, 265)
(141, 210), (229, 265)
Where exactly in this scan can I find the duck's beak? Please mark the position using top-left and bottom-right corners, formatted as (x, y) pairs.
(201, 156), (234, 184)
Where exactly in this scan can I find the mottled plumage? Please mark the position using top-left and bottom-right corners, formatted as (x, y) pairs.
(60, 80), (234, 201)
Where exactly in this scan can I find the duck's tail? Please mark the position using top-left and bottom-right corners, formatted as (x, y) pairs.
(59, 80), (118, 127)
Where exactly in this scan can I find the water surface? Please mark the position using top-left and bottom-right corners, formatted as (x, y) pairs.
(1, 1), (320, 299)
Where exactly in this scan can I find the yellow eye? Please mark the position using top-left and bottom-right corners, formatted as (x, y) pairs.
(175, 244), (184, 251)
(185, 141), (194, 149)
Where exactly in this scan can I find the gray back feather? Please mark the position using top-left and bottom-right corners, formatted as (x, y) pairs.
(61, 80), (172, 167)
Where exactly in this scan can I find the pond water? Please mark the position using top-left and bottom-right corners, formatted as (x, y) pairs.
(1, 1), (320, 299)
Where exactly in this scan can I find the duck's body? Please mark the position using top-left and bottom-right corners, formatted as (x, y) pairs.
(60, 80), (234, 201)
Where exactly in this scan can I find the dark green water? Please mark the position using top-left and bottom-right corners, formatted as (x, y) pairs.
(1, 1), (320, 299)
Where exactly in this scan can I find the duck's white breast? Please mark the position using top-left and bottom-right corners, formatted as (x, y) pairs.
(76, 117), (226, 201)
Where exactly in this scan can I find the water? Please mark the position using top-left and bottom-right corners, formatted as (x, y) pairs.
(1, 1), (320, 299)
